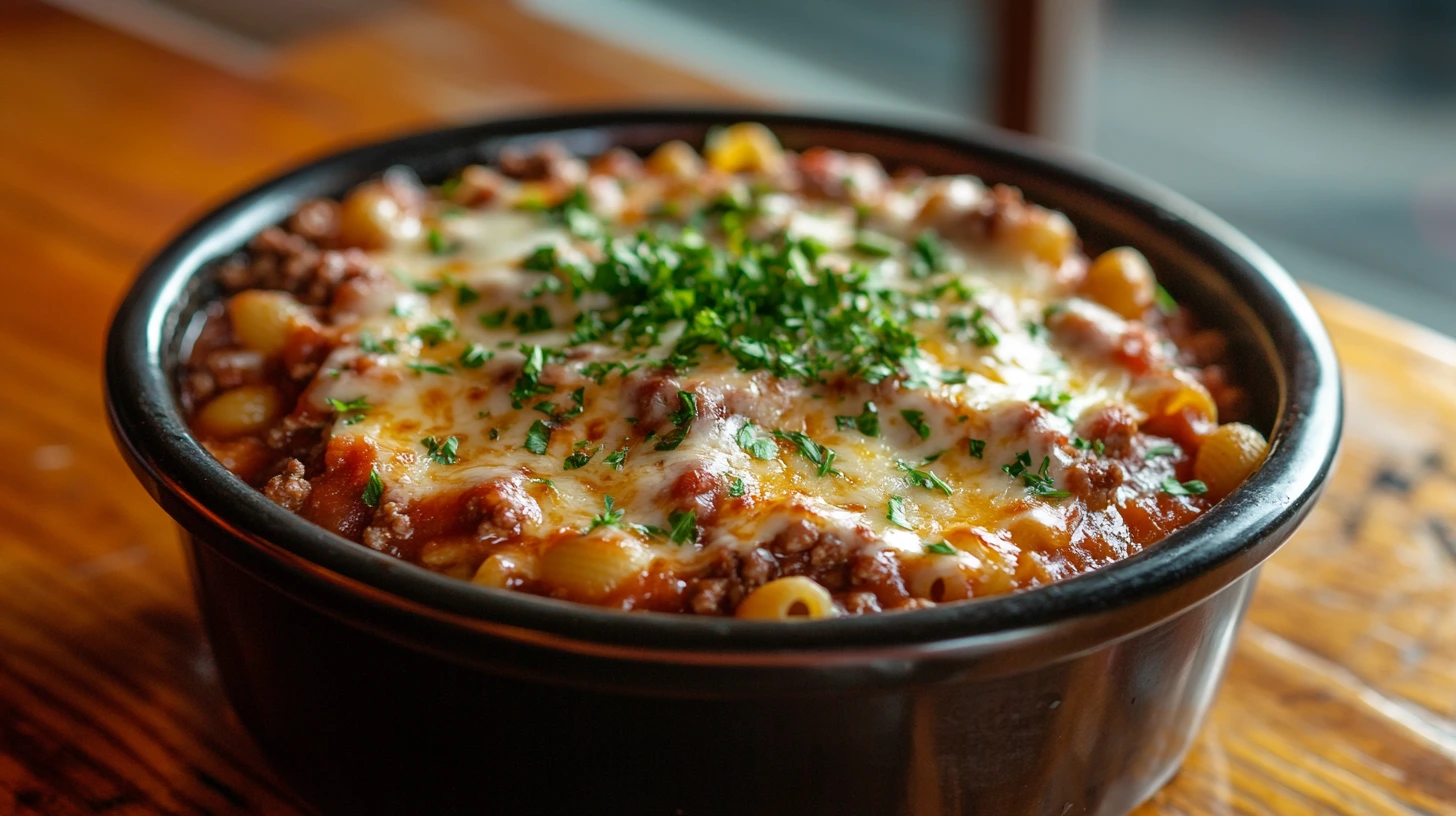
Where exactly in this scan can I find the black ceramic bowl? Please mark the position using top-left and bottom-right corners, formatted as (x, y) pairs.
(106, 109), (1341, 816)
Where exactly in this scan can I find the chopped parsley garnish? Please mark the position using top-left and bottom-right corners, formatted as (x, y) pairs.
(772, 430), (838, 477)
(526, 275), (565, 299)
(479, 308), (509, 328)
(728, 476), (746, 497)
(529, 476), (554, 487)
(511, 306), (554, 334)
(736, 422), (778, 460)
(458, 344), (493, 368)
(922, 541), (956, 556)
(359, 331), (397, 354)
(510, 345), (556, 407)
(390, 301), (414, 318)
(668, 390), (698, 425)
(909, 230), (948, 279)
(1030, 386), (1072, 415)
(427, 227), (457, 255)
(411, 318), (456, 347)
(579, 360), (640, 385)
(562, 387), (586, 419)
(898, 461), (953, 496)
(655, 390), (698, 451)
(327, 397), (370, 426)
(406, 361), (452, 375)
(668, 509), (698, 545)
(520, 221), (940, 386)
(1144, 445), (1178, 460)
(589, 495), (625, 531)
(1002, 452), (1070, 498)
(947, 307), (999, 348)
(327, 397), (371, 413)
(362, 468), (384, 507)
(887, 496), (913, 529)
(532, 401), (556, 416)
(569, 311), (606, 345)
(834, 401), (880, 437)
(564, 444), (600, 470)
(547, 188), (602, 240)
(421, 436), (459, 465)
(524, 420), (552, 455)
(604, 447), (629, 469)
(901, 410), (932, 440)
(968, 438), (986, 459)
(852, 230), (899, 258)
(455, 283), (480, 306)
(1162, 478), (1208, 496)
(1154, 284), (1177, 316)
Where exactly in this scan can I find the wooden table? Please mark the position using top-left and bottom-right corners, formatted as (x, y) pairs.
(1, 1), (1452, 812)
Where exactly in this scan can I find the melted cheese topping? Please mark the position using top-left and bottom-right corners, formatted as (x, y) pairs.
(303, 185), (1187, 594)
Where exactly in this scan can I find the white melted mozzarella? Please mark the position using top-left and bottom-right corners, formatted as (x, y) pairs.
(307, 202), (1147, 566)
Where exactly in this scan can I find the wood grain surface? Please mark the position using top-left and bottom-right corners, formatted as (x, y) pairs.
(0, 1), (1451, 813)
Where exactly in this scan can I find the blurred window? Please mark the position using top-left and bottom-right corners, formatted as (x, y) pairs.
(532, 0), (1456, 332)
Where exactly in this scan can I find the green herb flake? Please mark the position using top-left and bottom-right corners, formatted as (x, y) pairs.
(922, 541), (956, 556)
(910, 230), (948, 279)
(1161, 478), (1208, 496)
(589, 495), (625, 531)
(411, 318), (457, 347)
(773, 430), (839, 477)
(359, 331), (397, 355)
(947, 307), (999, 348)
(852, 230), (899, 258)
(1145, 445), (1178, 460)
(524, 420), (552, 455)
(604, 447), (629, 469)
(727, 476), (746, 497)
(406, 361), (453, 376)
(668, 390), (698, 426)
(362, 468), (384, 507)
(511, 306), (555, 334)
(1030, 387), (1072, 415)
(736, 422), (778, 460)
(458, 344), (493, 368)
(968, 438), (986, 459)
(529, 476), (554, 487)
(668, 509), (698, 545)
(1154, 284), (1177, 316)
(1003, 451), (1070, 498)
(561, 387), (586, 420)
(653, 390), (698, 452)
(898, 460), (953, 496)
(901, 410), (932, 440)
(479, 308), (509, 329)
(887, 496), (914, 530)
(564, 444), (600, 470)
(327, 397), (371, 414)
(421, 436), (460, 465)
(427, 227), (456, 255)
(840, 401), (880, 437)
(510, 345), (556, 408)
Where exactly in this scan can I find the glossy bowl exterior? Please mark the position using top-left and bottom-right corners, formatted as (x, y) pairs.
(107, 110), (1341, 816)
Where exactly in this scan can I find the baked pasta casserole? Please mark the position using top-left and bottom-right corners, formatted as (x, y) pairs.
(182, 123), (1269, 618)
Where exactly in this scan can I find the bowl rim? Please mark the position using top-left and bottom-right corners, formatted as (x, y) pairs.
(105, 107), (1342, 654)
